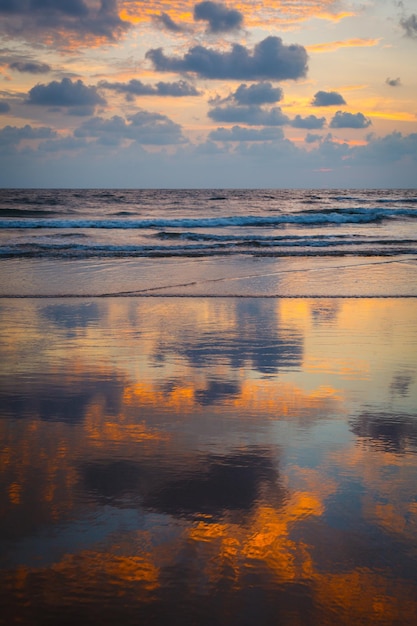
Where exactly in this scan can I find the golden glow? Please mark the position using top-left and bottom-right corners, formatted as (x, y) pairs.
(120, 1), (355, 25)
(307, 38), (380, 53)
(314, 11), (355, 22)
(366, 111), (417, 122)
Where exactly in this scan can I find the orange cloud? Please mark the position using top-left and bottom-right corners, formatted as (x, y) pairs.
(308, 38), (380, 53)
(121, 1), (355, 28)
(368, 111), (417, 122)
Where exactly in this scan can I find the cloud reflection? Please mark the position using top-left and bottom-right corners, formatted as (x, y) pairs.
(350, 410), (417, 454)
(81, 447), (285, 520)
(1, 297), (417, 625)
(155, 299), (304, 374)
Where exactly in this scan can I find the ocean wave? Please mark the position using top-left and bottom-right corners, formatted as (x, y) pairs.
(155, 231), (417, 246)
(0, 208), (58, 217)
(2, 240), (416, 259)
(1, 207), (416, 230)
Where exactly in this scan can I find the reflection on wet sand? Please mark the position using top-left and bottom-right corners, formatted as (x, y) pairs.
(1, 297), (417, 625)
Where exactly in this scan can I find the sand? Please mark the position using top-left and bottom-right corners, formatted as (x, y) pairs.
(1, 254), (417, 297)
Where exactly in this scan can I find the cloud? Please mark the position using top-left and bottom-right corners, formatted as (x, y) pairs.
(290, 114), (326, 129)
(386, 77), (401, 87)
(0, 123), (56, 146)
(146, 36), (308, 81)
(330, 111), (372, 129)
(26, 78), (106, 113)
(100, 79), (200, 98)
(208, 104), (289, 126)
(2, 130), (417, 188)
(74, 110), (186, 145)
(311, 90), (346, 106)
(228, 82), (283, 105)
(38, 135), (90, 153)
(359, 131), (417, 163)
(0, 0), (130, 45)
(9, 60), (50, 73)
(400, 13), (417, 38)
(193, 1), (243, 33)
(305, 132), (323, 143)
(156, 80), (200, 97)
(209, 125), (285, 141)
(152, 11), (186, 33)
(0, 101), (10, 113)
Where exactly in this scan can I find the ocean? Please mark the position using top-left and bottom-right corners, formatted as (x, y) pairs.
(1, 188), (417, 261)
(1, 188), (417, 625)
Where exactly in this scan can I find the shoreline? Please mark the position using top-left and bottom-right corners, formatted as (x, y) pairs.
(1, 254), (417, 298)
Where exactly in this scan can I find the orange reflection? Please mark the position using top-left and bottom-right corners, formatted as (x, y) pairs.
(59, 551), (160, 591)
(231, 380), (342, 418)
(314, 569), (417, 624)
(8, 482), (21, 505)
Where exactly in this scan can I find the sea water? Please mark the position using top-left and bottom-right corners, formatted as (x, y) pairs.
(1, 188), (417, 262)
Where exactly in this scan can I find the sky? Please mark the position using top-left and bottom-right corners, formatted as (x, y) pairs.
(0, 0), (416, 188)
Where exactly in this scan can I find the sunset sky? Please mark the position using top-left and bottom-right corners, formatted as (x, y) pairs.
(1, 0), (416, 187)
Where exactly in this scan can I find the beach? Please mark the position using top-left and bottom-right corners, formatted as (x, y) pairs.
(1, 189), (417, 625)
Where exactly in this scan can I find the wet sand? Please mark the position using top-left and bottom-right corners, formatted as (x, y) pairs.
(1, 254), (417, 297)
(1, 295), (417, 625)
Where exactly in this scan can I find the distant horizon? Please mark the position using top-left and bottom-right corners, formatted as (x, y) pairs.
(1, 186), (416, 191)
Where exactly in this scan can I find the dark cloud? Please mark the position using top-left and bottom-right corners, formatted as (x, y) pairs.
(229, 82), (283, 105)
(156, 80), (200, 97)
(209, 125), (284, 142)
(208, 104), (289, 126)
(26, 78), (106, 111)
(67, 105), (99, 117)
(152, 11), (185, 33)
(330, 111), (371, 129)
(100, 78), (200, 98)
(146, 36), (308, 81)
(38, 135), (89, 152)
(290, 114), (326, 129)
(194, 1), (243, 33)
(305, 132), (323, 143)
(74, 110), (186, 145)
(311, 90), (346, 107)
(386, 76), (401, 87)
(0, 0), (130, 44)
(0, 101), (10, 113)
(9, 60), (50, 73)
(0, 123), (56, 145)
(359, 131), (417, 163)
(400, 13), (417, 38)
